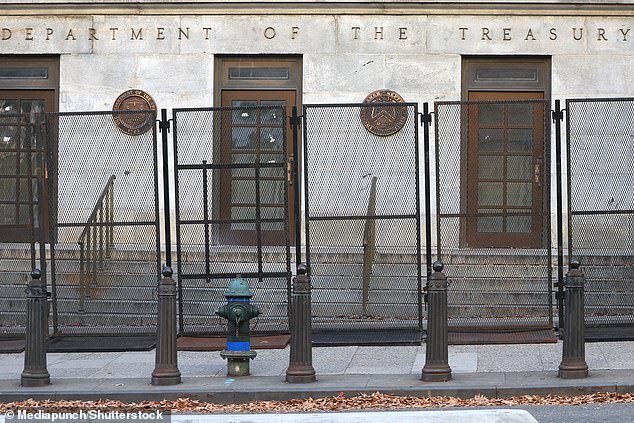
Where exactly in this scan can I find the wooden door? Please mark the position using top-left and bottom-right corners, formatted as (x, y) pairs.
(0, 90), (53, 242)
(466, 91), (545, 248)
(219, 90), (295, 245)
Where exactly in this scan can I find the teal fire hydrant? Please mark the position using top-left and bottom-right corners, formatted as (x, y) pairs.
(216, 276), (262, 376)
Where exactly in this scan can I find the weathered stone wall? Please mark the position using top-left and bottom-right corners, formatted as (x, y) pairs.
(2, 11), (634, 248)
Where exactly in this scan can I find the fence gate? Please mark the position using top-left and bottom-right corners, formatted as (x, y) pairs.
(302, 103), (423, 344)
(434, 100), (554, 341)
(172, 106), (291, 336)
(47, 110), (161, 337)
(566, 98), (634, 339)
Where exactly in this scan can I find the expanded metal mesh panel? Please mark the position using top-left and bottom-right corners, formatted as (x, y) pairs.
(567, 98), (634, 326)
(434, 100), (552, 329)
(0, 111), (47, 336)
(173, 106), (291, 335)
(46, 111), (160, 335)
(303, 103), (423, 333)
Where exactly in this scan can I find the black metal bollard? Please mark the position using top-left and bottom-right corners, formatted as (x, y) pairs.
(21, 269), (50, 387)
(151, 265), (182, 385)
(285, 263), (316, 383)
(559, 258), (588, 379)
(422, 261), (452, 382)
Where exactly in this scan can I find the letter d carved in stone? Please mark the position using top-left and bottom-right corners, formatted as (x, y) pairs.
(2, 28), (12, 40)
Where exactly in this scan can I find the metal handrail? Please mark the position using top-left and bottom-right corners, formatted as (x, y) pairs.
(78, 175), (116, 313)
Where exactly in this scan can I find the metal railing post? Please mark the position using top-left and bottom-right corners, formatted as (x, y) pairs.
(422, 261), (452, 382)
(98, 205), (104, 271)
(286, 263), (316, 383)
(21, 269), (50, 387)
(79, 242), (85, 313)
(152, 265), (182, 385)
(559, 258), (588, 379)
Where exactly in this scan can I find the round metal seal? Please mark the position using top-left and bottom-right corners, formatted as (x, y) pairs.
(360, 89), (407, 137)
(112, 90), (157, 136)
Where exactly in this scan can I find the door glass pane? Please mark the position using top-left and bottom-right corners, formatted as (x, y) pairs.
(231, 206), (255, 220)
(477, 104), (504, 125)
(507, 182), (532, 206)
(260, 102), (285, 124)
(478, 128), (504, 152)
(0, 100), (18, 114)
(232, 153), (256, 163)
(261, 180), (285, 204)
(478, 182), (503, 206)
(507, 213), (532, 233)
(477, 209), (503, 232)
(260, 128), (283, 151)
(0, 124), (17, 148)
(232, 101), (257, 124)
(19, 205), (34, 225)
(21, 100), (45, 115)
(0, 153), (17, 175)
(507, 156), (532, 180)
(0, 178), (16, 200)
(508, 129), (533, 152)
(478, 155), (503, 179)
(231, 206), (265, 230)
(261, 153), (285, 164)
(231, 180), (256, 203)
(232, 127), (256, 149)
(261, 167), (284, 178)
(0, 204), (15, 224)
(508, 104), (533, 126)
(231, 167), (254, 178)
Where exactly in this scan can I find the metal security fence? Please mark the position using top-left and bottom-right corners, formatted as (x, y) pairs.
(434, 100), (553, 330)
(46, 111), (161, 336)
(0, 111), (47, 337)
(302, 103), (423, 340)
(566, 98), (634, 329)
(172, 106), (291, 336)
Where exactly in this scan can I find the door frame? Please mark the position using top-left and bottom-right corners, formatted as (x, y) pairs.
(214, 56), (302, 246)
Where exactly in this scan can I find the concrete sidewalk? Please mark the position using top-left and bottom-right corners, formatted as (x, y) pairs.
(1, 341), (634, 402)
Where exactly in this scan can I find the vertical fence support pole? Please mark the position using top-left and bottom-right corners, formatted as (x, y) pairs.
(292, 106), (302, 266)
(286, 263), (316, 383)
(152, 265), (181, 385)
(553, 100), (566, 330)
(422, 261), (451, 382)
(421, 103), (433, 278)
(21, 268), (50, 387)
(361, 176), (377, 317)
(160, 109), (172, 269)
(558, 258), (588, 379)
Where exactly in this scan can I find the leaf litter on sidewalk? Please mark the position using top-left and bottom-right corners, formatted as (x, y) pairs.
(2, 392), (634, 413)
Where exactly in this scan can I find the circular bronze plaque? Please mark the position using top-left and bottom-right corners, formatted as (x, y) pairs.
(360, 89), (407, 137)
(112, 89), (157, 136)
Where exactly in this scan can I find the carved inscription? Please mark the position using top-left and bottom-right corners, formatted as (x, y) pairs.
(1, 23), (634, 45)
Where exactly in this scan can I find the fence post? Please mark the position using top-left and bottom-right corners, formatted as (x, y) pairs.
(422, 261), (451, 382)
(285, 263), (316, 383)
(151, 265), (181, 385)
(559, 258), (588, 379)
(21, 268), (50, 387)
